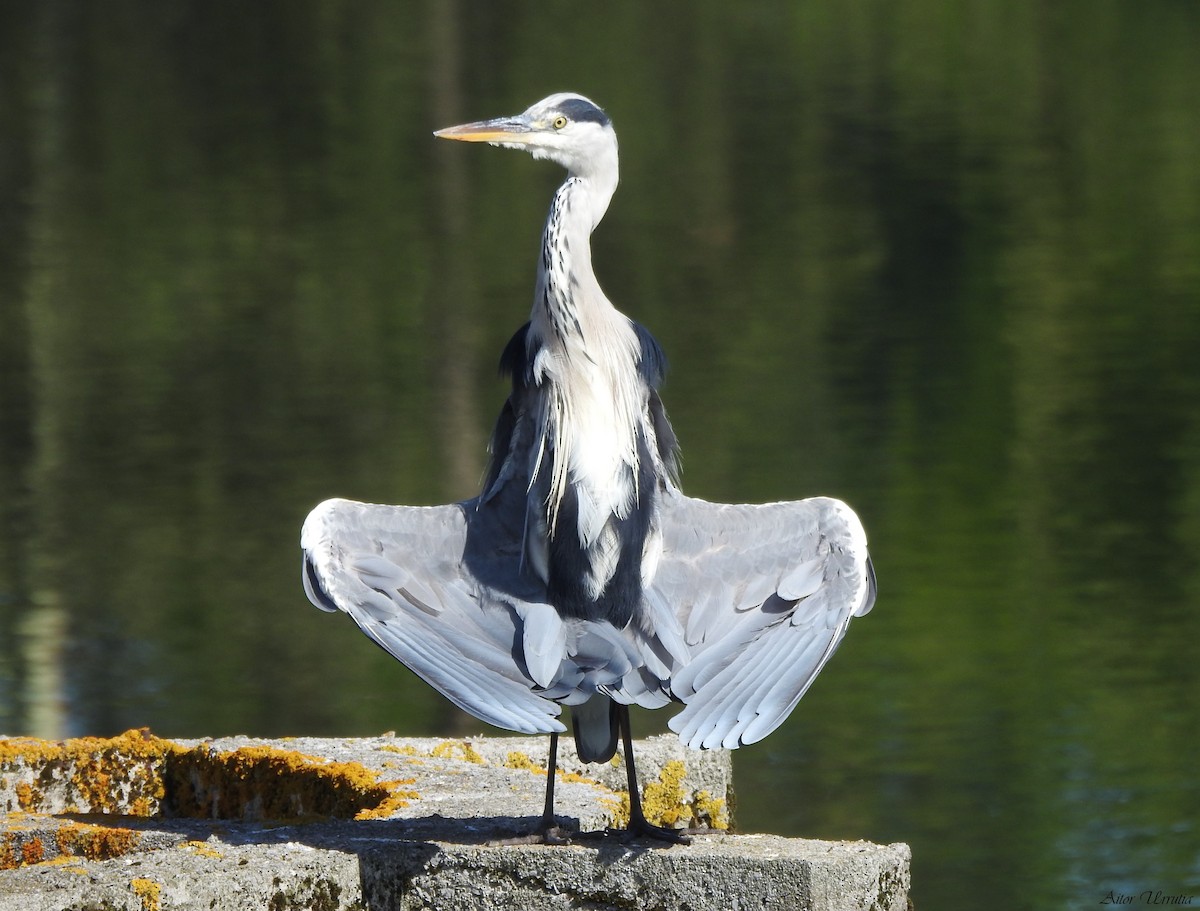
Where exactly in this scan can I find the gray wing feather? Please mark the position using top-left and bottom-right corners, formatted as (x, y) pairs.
(301, 497), (565, 735)
(301, 485), (872, 748)
(655, 490), (874, 750)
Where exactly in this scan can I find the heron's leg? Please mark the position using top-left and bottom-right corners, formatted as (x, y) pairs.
(617, 705), (691, 844)
(541, 731), (560, 829)
(538, 731), (572, 844)
(489, 731), (573, 846)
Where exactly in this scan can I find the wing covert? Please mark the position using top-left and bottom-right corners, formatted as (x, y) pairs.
(652, 490), (874, 750)
(300, 497), (565, 735)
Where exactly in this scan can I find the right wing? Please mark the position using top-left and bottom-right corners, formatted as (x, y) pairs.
(301, 497), (565, 735)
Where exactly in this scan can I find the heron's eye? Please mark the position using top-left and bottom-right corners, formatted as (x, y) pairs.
(552, 115), (568, 130)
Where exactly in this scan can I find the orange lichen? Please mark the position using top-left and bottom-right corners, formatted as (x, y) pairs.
(607, 793), (632, 828)
(501, 750), (600, 786)
(560, 769), (601, 785)
(378, 744), (420, 756)
(166, 745), (420, 821)
(183, 840), (224, 859)
(0, 835), (55, 868)
(2, 811), (36, 831)
(131, 877), (162, 911)
(354, 777), (420, 820)
(43, 855), (88, 873)
(641, 760), (688, 827)
(503, 751), (542, 773)
(693, 788), (729, 830)
(0, 730), (422, 829)
(430, 740), (486, 764)
(20, 836), (44, 865)
(613, 760), (729, 831)
(54, 821), (141, 861)
(0, 729), (177, 816)
(0, 820), (143, 870)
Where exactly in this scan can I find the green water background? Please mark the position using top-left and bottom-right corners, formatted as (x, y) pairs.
(1, 3), (1198, 908)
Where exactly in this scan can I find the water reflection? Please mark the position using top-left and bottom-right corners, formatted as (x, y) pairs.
(1, 3), (1198, 909)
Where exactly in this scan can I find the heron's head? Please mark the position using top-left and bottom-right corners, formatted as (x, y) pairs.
(435, 93), (617, 180)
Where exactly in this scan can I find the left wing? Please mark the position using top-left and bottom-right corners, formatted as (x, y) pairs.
(650, 489), (875, 750)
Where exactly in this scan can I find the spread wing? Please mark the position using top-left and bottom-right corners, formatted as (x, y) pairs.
(300, 497), (565, 735)
(651, 490), (876, 750)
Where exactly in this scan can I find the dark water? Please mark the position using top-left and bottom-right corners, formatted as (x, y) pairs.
(2, 3), (1199, 908)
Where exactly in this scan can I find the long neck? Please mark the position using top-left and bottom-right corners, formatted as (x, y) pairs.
(524, 165), (644, 551)
(532, 170), (618, 347)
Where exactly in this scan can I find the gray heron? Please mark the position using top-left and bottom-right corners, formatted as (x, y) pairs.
(301, 92), (876, 843)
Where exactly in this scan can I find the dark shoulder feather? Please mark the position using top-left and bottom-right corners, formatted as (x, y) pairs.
(499, 321), (533, 385)
(483, 323), (537, 496)
(630, 321), (679, 479)
(482, 399), (516, 496)
(649, 389), (680, 483)
(632, 321), (668, 389)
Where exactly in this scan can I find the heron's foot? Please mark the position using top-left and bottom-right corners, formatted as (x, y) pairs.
(621, 817), (693, 845)
(679, 824), (723, 837)
(540, 824), (575, 846)
(488, 822), (575, 847)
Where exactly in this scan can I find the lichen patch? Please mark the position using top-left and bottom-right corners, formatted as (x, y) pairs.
(0, 729), (427, 871)
(130, 876), (162, 911)
(610, 759), (729, 831)
(429, 740), (486, 764)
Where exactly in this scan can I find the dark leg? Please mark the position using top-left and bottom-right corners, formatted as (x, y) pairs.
(541, 730), (558, 828)
(489, 731), (573, 845)
(539, 731), (571, 843)
(617, 705), (691, 844)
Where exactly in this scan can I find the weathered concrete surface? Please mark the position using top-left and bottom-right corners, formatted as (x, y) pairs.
(0, 732), (911, 910)
(0, 830), (910, 911)
(0, 731), (731, 836)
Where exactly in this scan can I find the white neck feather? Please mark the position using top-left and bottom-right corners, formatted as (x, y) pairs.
(528, 173), (643, 548)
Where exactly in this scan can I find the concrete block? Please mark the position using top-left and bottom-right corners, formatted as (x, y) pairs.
(0, 731), (910, 910)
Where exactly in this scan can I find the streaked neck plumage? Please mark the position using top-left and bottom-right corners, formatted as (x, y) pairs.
(525, 153), (646, 585)
(531, 161), (619, 348)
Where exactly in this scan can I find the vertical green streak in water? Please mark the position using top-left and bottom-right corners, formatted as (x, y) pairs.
(0, 4), (37, 734)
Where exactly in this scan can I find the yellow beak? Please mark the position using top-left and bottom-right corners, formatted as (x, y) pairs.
(434, 116), (535, 144)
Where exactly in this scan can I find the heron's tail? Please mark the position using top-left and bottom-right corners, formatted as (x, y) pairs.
(572, 697), (619, 763)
